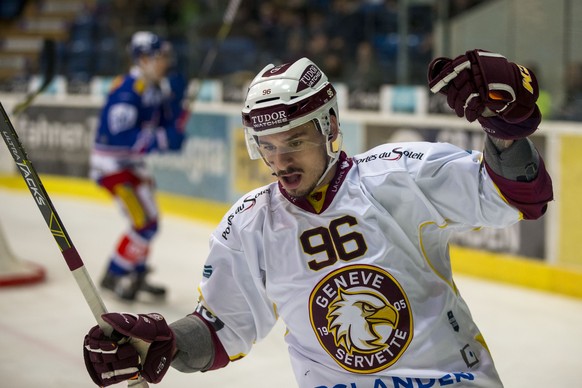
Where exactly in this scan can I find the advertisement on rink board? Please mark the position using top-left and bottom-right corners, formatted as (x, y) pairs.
(13, 104), (546, 259)
(148, 113), (231, 202)
(9, 106), (99, 177)
(364, 124), (547, 259)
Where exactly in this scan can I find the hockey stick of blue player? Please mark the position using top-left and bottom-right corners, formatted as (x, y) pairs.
(0, 101), (150, 387)
(189, 0), (242, 104)
(12, 39), (56, 116)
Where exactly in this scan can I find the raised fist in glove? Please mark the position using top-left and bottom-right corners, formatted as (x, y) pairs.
(428, 49), (541, 139)
(84, 312), (175, 386)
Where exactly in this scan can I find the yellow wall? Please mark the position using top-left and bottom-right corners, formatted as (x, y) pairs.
(558, 136), (582, 266)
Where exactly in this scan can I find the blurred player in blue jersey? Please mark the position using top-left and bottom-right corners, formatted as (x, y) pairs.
(90, 31), (187, 301)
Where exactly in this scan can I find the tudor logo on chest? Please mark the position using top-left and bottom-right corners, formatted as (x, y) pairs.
(309, 264), (413, 373)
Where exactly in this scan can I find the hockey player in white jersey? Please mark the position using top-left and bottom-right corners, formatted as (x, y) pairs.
(83, 51), (553, 387)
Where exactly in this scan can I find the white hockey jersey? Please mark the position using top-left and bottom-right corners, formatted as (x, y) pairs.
(198, 141), (520, 388)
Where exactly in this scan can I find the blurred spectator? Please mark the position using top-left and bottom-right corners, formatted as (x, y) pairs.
(255, 2), (284, 62)
(305, 8), (328, 37)
(162, 0), (204, 38)
(325, 0), (366, 59)
(0, 0), (26, 19)
(281, 29), (308, 64)
(369, 0), (399, 35)
(322, 51), (344, 82)
(95, 0), (139, 37)
(254, 3), (305, 65)
(346, 41), (384, 110)
(346, 41), (384, 92)
(306, 31), (330, 68)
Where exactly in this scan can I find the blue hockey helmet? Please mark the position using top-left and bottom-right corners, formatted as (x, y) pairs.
(129, 31), (168, 59)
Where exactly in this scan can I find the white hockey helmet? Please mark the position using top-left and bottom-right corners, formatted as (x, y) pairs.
(241, 57), (341, 163)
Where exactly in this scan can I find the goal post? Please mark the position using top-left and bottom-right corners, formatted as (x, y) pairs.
(0, 223), (45, 287)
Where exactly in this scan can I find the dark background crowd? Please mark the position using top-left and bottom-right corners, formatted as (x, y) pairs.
(1, 0), (488, 83)
(59, 0), (443, 87)
(4, 0), (582, 119)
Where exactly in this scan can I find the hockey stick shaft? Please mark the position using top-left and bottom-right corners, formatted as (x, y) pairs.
(0, 102), (149, 388)
(12, 39), (57, 116)
(190, 0), (242, 103)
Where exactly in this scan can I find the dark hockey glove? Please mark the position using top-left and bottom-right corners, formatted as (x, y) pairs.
(428, 49), (541, 138)
(428, 53), (486, 122)
(83, 312), (175, 386)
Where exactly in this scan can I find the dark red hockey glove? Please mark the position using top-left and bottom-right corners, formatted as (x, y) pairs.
(477, 107), (541, 140)
(83, 312), (175, 386)
(428, 49), (541, 138)
(428, 54), (485, 122)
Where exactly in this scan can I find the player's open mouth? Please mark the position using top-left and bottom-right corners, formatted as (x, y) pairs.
(281, 173), (302, 189)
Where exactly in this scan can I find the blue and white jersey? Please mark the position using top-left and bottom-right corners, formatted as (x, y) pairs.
(90, 67), (185, 181)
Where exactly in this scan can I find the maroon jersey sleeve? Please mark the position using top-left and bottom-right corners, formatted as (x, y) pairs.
(484, 158), (553, 220)
(191, 311), (231, 370)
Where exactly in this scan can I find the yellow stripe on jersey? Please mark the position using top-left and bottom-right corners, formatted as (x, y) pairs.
(113, 184), (147, 228)
(229, 353), (247, 361)
(490, 180), (524, 221)
(418, 220), (458, 293)
(475, 332), (490, 353)
(307, 184), (329, 214)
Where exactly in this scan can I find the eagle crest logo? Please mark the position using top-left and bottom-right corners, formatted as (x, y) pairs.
(309, 264), (413, 373)
(327, 289), (399, 354)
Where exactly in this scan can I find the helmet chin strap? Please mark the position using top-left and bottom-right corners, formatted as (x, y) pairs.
(314, 130), (343, 189)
